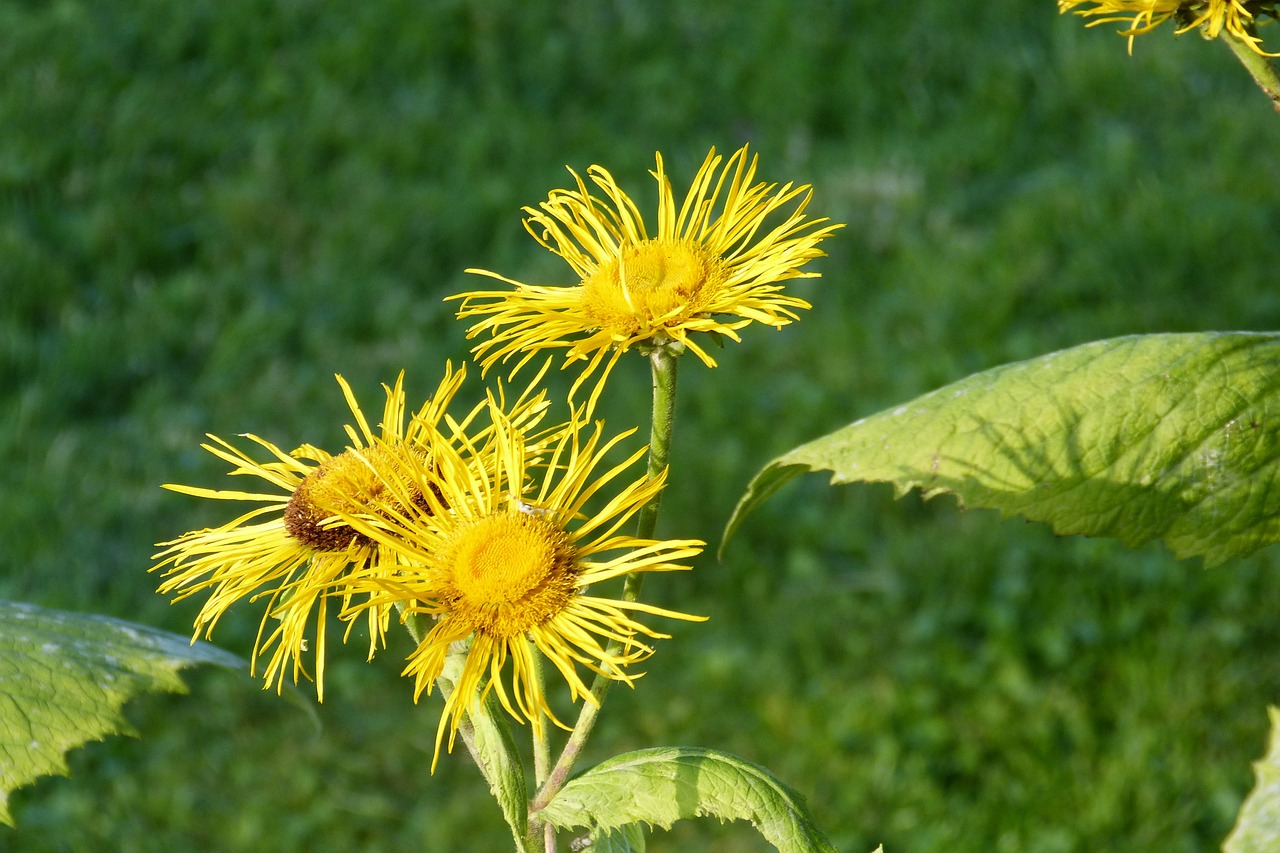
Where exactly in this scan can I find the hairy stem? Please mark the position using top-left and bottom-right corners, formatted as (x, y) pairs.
(528, 348), (680, 817)
(1217, 23), (1280, 112)
(396, 605), (532, 852)
(529, 652), (554, 852)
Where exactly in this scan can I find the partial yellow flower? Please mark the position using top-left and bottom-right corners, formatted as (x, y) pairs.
(1060, 0), (1278, 55)
(337, 398), (706, 769)
(152, 365), (546, 700)
(455, 144), (843, 401)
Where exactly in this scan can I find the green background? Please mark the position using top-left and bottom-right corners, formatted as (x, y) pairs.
(4, 1), (1280, 850)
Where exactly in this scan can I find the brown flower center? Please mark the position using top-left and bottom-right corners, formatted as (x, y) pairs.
(284, 447), (437, 552)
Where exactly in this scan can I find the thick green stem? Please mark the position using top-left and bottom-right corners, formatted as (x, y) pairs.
(531, 653), (551, 787)
(398, 609), (483, 763)
(528, 652), (555, 852)
(635, 346), (680, 540)
(528, 347), (681, 819)
(1217, 24), (1280, 112)
(395, 604), (532, 852)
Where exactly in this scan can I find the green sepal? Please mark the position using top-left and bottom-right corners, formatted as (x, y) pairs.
(723, 332), (1280, 567)
(538, 746), (836, 852)
(0, 600), (244, 825)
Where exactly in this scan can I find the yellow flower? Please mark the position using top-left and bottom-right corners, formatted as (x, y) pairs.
(1059, 0), (1278, 55)
(152, 365), (546, 700)
(455, 144), (842, 402)
(337, 398), (705, 769)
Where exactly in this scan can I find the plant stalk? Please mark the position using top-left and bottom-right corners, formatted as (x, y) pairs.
(529, 651), (554, 851)
(1217, 23), (1280, 111)
(528, 347), (680, 816)
(395, 604), (532, 852)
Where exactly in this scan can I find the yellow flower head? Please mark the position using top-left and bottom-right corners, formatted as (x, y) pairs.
(337, 398), (706, 769)
(1060, 0), (1278, 55)
(455, 144), (843, 402)
(152, 365), (547, 700)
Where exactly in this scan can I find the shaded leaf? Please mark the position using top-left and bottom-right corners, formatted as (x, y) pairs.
(0, 600), (244, 824)
(1224, 707), (1280, 853)
(570, 823), (646, 852)
(468, 694), (529, 850)
(539, 746), (835, 853)
(724, 333), (1280, 566)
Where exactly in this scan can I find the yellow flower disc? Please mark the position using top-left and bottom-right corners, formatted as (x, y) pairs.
(440, 512), (578, 640)
(581, 239), (725, 333)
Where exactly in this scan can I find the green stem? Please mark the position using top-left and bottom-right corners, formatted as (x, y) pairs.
(636, 346), (679, 539)
(1217, 23), (1280, 112)
(395, 604), (533, 852)
(531, 654), (551, 787)
(397, 603), (427, 646)
(435, 640), (486, 781)
(528, 347), (681, 818)
(529, 652), (555, 852)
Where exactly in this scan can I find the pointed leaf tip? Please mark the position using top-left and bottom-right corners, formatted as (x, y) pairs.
(0, 600), (244, 825)
(724, 332), (1280, 567)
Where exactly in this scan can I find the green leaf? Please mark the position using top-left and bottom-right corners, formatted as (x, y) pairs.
(1224, 707), (1280, 853)
(469, 692), (529, 850)
(436, 642), (529, 851)
(570, 823), (646, 852)
(538, 747), (836, 853)
(0, 600), (244, 825)
(723, 332), (1280, 567)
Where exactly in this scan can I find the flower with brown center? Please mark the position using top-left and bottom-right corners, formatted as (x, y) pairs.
(337, 396), (705, 768)
(152, 365), (547, 700)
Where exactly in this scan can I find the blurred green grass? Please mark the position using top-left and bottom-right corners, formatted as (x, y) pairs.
(4, 1), (1280, 850)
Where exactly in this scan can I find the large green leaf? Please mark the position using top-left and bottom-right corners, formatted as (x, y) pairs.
(724, 332), (1280, 567)
(538, 747), (836, 852)
(1224, 707), (1280, 853)
(0, 600), (243, 825)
